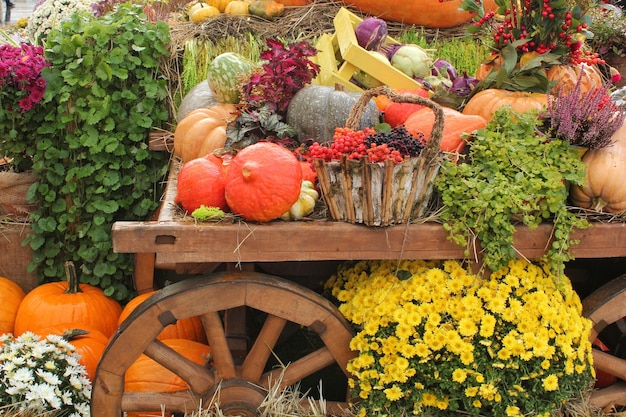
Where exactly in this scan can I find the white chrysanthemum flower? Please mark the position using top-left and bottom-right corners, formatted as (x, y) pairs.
(37, 369), (62, 386)
(11, 367), (34, 384)
(26, 0), (95, 45)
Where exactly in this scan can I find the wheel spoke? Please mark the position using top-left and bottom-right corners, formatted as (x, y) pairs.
(201, 311), (236, 379)
(144, 339), (215, 392)
(262, 346), (336, 390)
(122, 391), (199, 413)
(242, 314), (287, 381)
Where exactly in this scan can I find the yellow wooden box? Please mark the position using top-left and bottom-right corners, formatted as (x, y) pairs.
(313, 8), (423, 92)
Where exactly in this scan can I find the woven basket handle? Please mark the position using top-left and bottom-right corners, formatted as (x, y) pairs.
(345, 85), (445, 164)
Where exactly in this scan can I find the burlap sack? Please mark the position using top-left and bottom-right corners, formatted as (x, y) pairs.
(0, 171), (37, 217)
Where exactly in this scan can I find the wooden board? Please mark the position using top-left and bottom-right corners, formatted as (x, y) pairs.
(112, 158), (626, 265)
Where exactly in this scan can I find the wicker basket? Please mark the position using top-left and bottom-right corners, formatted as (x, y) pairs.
(313, 86), (445, 227)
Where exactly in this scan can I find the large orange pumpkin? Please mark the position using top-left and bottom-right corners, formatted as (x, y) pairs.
(340, 0), (498, 28)
(14, 262), (123, 338)
(118, 291), (208, 344)
(462, 89), (548, 121)
(225, 142), (303, 222)
(0, 277), (25, 335)
(125, 339), (212, 393)
(173, 105), (236, 162)
(32, 323), (109, 381)
(404, 106), (487, 154)
(570, 120), (626, 214)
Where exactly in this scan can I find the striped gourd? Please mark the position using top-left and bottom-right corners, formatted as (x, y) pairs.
(206, 52), (255, 104)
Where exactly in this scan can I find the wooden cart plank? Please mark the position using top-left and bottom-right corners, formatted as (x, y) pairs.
(112, 220), (626, 263)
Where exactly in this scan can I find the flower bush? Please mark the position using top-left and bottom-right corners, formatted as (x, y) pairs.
(0, 43), (49, 171)
(0, 332), (91, 417)
(26, 0), (94, 45)
(326, 259), (595, 417)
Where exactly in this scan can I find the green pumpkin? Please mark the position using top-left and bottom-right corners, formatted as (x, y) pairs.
(206, 52), (255, 104)
(286, 85), (381, 143)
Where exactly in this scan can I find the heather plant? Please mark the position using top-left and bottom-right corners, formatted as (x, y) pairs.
(545, 75), (626, 149)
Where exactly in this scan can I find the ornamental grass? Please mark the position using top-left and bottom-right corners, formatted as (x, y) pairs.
(325, 259), (595, 417)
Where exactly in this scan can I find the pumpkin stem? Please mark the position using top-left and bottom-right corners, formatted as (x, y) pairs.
(64, 261), (82, 294)
(61, 328), (90, 341)
(591, 197), (608, 213)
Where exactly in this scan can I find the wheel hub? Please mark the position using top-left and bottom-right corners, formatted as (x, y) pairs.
(205, 378), (268, 417)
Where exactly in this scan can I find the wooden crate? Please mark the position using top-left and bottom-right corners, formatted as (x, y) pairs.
(0, 223), (38, 293)
(312, 8), (423, 92)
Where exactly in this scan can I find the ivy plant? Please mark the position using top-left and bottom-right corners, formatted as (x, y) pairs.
(434, 108), (590, 276)
(24, 4), (171, 301)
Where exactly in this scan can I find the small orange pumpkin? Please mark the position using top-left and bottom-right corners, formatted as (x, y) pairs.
(462, 89), (548, 121)
(173, 105), (236, 162)
(547, 63), (604, 95)
(118, 291), (208, 344)
(404, 106), (487, 153)
(174, 153), (230, 213)
(569, 120), (626, 214)
(33, 324), (109, 381)
(223, 0), (249, 14)
(125, 339), (212, 393)
(14, 261), (122, 338)
(0, 277), (25, 335)
(225, 142), (303, 222)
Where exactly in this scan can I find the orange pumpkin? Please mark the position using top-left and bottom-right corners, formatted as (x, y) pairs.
(341, 0), (498, 28)
(118, 291), (207, 344)
(32, 323), (109, 381)
(570, 120), (626, 214)
(274, 0), (307, 5)
(376, 88), (431, 127)
(547, 63), (604, 95)
(14, 262), (122, 338)
(404, 107), (487, 153)
(174, 153), (230, 213)
(0, 277), (25, 335)
(462, 89), (548, 121)
(225, 142), (303, 222)
(173, 105), (236, 162)
(223, 0), (249, 14)
(125, 339), (212, 393)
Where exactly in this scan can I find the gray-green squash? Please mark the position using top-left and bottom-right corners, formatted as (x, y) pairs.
(286, 85), (380, 143)
(177, 81), (220, 122)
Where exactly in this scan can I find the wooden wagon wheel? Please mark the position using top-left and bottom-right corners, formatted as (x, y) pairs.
(91, 270), (356, 417)
(583, 274), (626, 408)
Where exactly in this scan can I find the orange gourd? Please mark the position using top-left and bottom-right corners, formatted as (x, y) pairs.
(0, 277), (25, 335)
(173, 105), (236, 162)
(340, 0), (498, 28)
(225, 142), (303, 222)
(118, 291), (208, 344)
(32, 324), (109, 381)
(223, 0), (249, 14)
(14, 262), (122, 338)
(404, 107), (487, 154)
(274, 0), (307, 5)
(206, 0), (232, 12)
(174, 153), (230, 213)
(125, 339), (212, 393)
(462, 89), (548, 121)
(376, 88), (430, 127)
(569, 120), (626, 214)
(547, 63), (604, 95)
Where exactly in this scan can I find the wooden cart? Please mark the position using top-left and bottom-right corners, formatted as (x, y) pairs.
(92, 161), (626, 417)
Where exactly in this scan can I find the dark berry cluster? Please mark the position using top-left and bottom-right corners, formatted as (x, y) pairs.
(309, 126), (425, 165)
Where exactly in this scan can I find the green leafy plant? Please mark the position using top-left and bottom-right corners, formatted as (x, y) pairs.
(326, 258), (594, 417)
(24, 4), (171, 301)
(434, 107), (590, 276)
